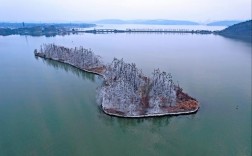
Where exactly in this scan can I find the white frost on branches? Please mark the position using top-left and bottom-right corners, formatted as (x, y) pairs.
(149, 69), (176, 110)
(35, 44), (179, 116)
(101, 58), (177, 115)
(36, 43), (103, 70)
(101, 58), (145, 114)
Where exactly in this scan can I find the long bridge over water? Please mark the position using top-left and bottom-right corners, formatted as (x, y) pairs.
(74, 29), (213, 34)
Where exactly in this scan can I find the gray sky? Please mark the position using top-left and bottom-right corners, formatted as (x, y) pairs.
(0, 0), (251, 22)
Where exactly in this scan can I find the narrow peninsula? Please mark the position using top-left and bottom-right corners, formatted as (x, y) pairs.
(34, 44), (199, 118)
(217, 20), (252, 42)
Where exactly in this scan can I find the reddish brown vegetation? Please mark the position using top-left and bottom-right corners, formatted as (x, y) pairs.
(177, 100), (198, 110)
(176, 87), (196, 102)
(140, 96), (149, 109)
(172, 87), (199, 112)
(87, 66), (106, 74)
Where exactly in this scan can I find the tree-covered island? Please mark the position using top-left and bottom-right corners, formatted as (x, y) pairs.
(34, 44), (199, 117)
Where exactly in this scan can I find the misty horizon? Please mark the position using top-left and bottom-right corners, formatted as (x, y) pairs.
(0, 0), (251, 22)
(0, 18), (250, 24)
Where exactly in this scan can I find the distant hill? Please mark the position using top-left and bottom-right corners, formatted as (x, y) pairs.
(207, 20), (242, 26)
(94, 19), (127, 24)
(136, 20), (199, 25)
(94, 19), (199, 25)
(218, 20), (252, 42)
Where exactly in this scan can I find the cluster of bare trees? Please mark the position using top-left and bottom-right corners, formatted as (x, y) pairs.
(101, 58), (177, 115)
(148, 69), (176, 112)
(101, 58), (146, 115)
(36, 44), (103, 70)
(104, 58), (144, 89)
(35, 44), (178, 115)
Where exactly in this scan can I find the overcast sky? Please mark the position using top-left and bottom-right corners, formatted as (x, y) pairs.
(0, 0), (251, 22)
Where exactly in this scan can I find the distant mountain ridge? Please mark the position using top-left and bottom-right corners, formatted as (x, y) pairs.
(218, 20), (252, 42)
(94, 19), (199, 25)
(207, 20), (242, 26)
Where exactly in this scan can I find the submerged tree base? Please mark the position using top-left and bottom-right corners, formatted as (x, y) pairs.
(34, 44), (199, 118)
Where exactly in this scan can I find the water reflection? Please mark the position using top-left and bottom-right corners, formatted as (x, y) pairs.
(35, 56), (97, 82)
(220, 35), (252, 44)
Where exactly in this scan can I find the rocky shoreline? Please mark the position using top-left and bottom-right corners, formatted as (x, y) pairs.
(34, 44), (199, 118)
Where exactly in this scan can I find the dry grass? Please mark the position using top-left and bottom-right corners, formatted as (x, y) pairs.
(88, 66), (106, 74)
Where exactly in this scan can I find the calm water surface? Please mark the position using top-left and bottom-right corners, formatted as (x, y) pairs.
(0, 32), (251, 156)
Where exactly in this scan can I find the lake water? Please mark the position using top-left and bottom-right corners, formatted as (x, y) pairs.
(0, 28), (251, 156)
